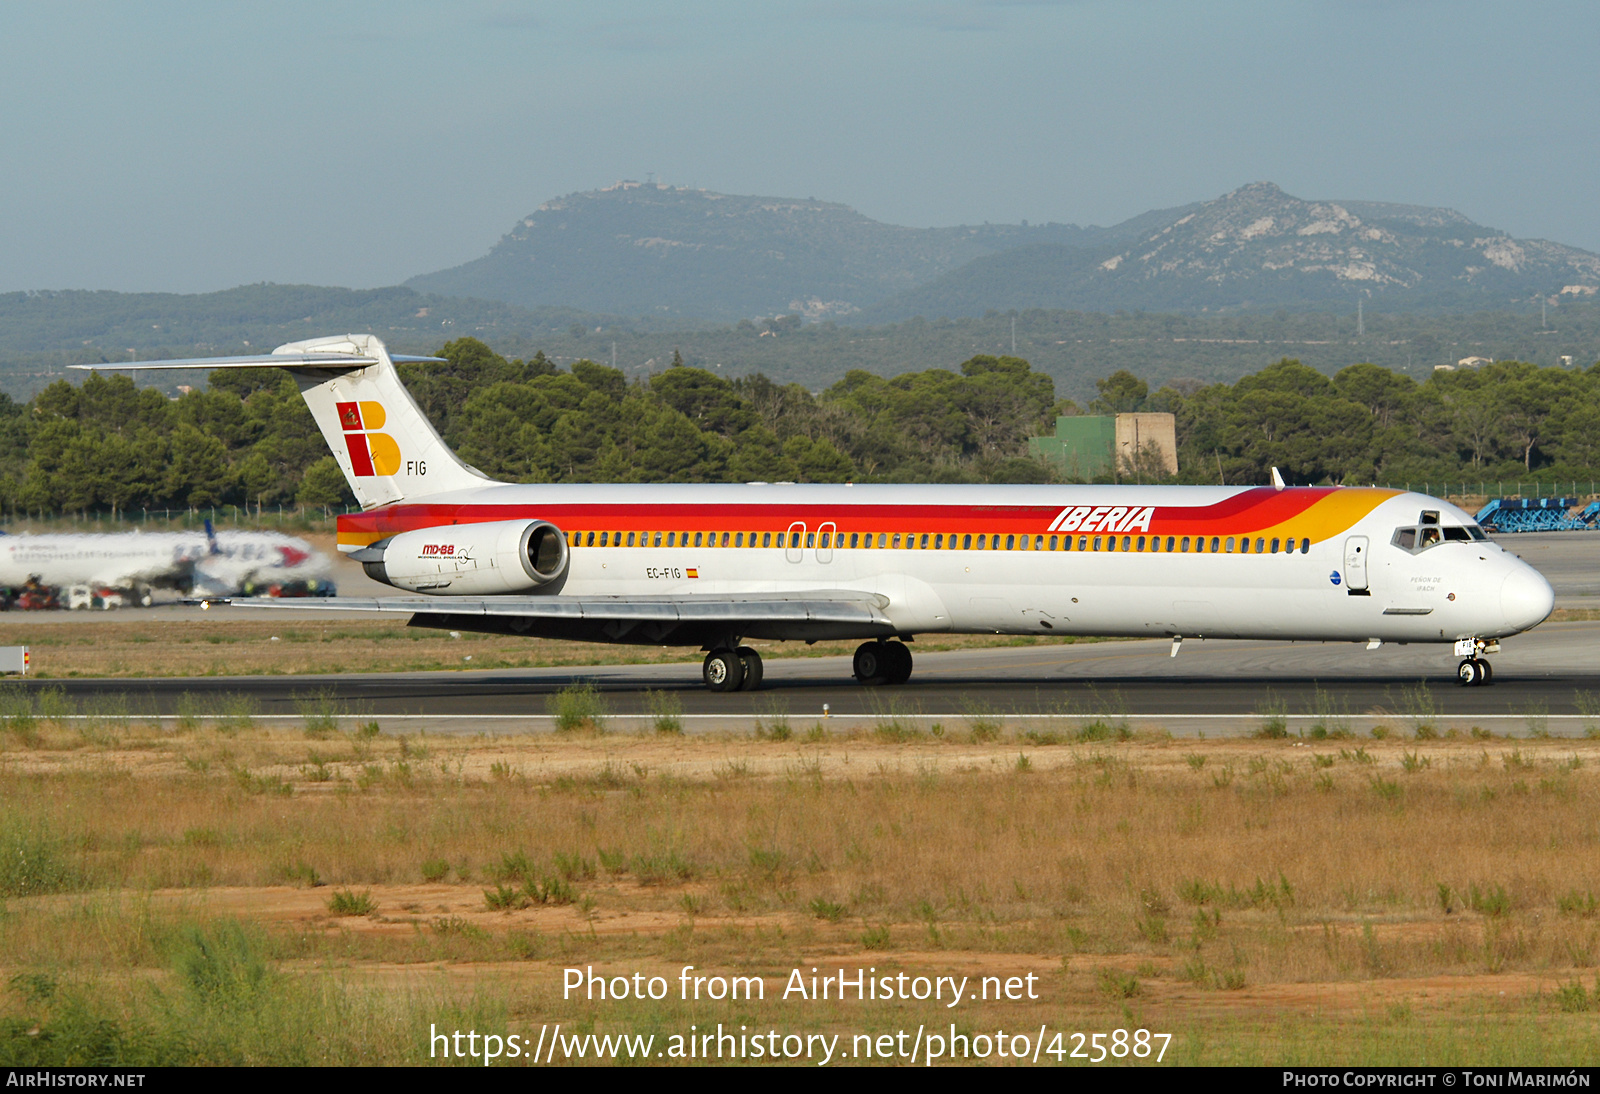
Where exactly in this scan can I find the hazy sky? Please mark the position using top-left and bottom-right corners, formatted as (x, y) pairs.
(4, 1), (1597, 294)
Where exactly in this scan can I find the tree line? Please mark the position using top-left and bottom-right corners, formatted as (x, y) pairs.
(0, 337), (1595, 516)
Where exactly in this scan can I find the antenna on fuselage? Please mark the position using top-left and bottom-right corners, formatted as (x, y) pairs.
(1270, 467), (1286, 491)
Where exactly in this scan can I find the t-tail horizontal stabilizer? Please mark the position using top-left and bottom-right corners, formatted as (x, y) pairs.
(71, 335), (490, 509)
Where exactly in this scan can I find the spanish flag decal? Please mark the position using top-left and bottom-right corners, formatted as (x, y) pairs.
(686, 568), (699, 579)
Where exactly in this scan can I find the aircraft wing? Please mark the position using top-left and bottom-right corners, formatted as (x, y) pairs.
(227, 592), (897, 644)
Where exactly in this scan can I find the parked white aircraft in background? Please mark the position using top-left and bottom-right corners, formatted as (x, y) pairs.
(0, 520), (331, 608)
(77, 335), (1554, 688)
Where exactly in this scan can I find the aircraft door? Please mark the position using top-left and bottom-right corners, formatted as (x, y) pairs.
(785, 521), (805, 564)
(817, 521), (836, 564)
(1343, 536), (1369, 594)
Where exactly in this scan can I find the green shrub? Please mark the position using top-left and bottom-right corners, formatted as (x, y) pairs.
(326, 889), (376, 916)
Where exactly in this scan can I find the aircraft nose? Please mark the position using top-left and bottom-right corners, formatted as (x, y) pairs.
(1500, 565), (1555, 633)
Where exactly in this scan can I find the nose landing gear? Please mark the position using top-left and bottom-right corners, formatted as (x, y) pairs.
(1453, 637), (1499, 687)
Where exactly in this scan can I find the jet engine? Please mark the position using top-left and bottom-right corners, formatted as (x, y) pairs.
(355, 519), (568, 595)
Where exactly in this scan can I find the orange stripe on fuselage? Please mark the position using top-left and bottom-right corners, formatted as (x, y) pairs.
(336, 487), (1400, 550)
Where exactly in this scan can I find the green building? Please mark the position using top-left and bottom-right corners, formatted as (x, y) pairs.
(1028, 416), (1117, 479)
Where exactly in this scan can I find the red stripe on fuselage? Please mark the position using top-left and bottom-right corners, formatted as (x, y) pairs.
(337, 487), (1346, 541)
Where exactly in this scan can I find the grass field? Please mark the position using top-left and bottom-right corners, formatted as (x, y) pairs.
(5, 709), (1600, 1066)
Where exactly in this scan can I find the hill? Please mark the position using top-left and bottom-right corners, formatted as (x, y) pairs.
(404, 181), (1134, 321)
(863, 183), (1600, 319)
(406, 181), (1600, 322)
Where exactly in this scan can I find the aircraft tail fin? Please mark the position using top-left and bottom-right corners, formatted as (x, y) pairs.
(203, 518), (220, 555)
(270, 335), (493, 508)
(73, 334), (494, 509)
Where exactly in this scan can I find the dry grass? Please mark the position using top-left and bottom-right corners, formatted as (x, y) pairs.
(6, 728), (1600, 1064)
(0, 617), (1108, 678)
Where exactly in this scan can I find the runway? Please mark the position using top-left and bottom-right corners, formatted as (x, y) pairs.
(16, 618), (1600, 737)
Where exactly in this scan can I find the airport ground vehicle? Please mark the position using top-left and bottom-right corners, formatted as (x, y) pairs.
(78, 336), (1555, 690)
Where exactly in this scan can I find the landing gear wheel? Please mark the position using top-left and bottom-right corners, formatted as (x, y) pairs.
(853, 642), (888, 685)
(703, 649), (745, 692)
(1457, 658), (1483, 687)
(736, 646), (763, 691)
(883, 641), (913, 685)
(1478, 658), (1492, 685)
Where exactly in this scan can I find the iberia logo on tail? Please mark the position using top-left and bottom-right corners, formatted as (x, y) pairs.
(337, 401), (401, 477)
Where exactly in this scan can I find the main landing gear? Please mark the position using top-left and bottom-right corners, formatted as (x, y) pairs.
(703, 646), (763, 692)
(853, 640), (913, 686)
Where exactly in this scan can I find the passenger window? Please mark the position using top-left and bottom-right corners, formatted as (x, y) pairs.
(599, 532), (608, 546)
(1165, 536), (1175, 552)
(1049, 535), (1059, 551)
(975, 535), (984, 550)
(1270, 538), (1280, 553)
(920, 533), (929, 549)
(1118, 536), (1128, 551)
(1181, 537), (1190, 552)
(586, 532), (596, 546)
(1137, 536), (1146, 552)
(1210, 537), (1220, 553)
(693, 532), (702, 547)
(1094, 536), (1104, 551)
(1255, 537), (1265, 553)
(1079, 536), (1088, 551)
(1301, 539), (1312, 553)
(667, 533), (675, 546)
(1225, 536), (1234, 553)
(761, 532), (771, 547)
(1286, 537), (1296, 552)
(626, 532), (635, 547)
(849, 533), (858, 548)
(1240, 537), (1251, 554)
(990, 535), (1000, 550)
(720, 532), (729, 547)
(1195, 537), (1205, 553)
(877, 534), (886, 548)
(1017, 535), (1027, 551)
(958, 534), (968, 550)
(652, 532), (662, 547)
(1005, 535), (1015, 550)
(734, 533), (743, 547)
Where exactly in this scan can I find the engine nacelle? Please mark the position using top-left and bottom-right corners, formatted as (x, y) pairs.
(359, 519), (568, 595)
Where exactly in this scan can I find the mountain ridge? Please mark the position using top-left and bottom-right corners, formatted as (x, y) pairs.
(407, 181), (1600, 321)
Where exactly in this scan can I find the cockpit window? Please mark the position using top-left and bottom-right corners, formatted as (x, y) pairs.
(1392, 523), (1485, 553)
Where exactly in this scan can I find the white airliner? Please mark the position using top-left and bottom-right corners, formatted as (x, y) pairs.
(0, 521), (330, 607)
(76, 334), (1554, 689)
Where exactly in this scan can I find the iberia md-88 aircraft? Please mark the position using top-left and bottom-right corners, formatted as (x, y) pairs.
(77, 334), (1555, 692)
